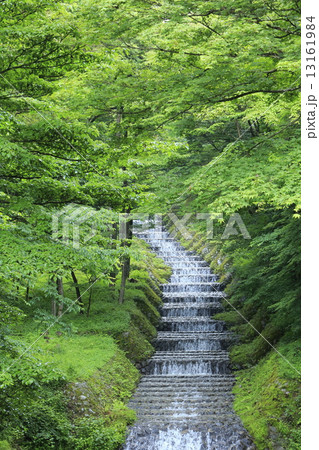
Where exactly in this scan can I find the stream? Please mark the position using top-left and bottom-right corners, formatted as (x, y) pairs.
(124, 225), (255, 449)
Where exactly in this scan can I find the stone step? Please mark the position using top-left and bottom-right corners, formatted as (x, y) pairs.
(139, 374), (234, 380)
(138, 374), (234, 380)
(163, 282), (220, 287)
(150, 356), (229, 363)
(171, 273), (213, 277)
(162, 298), (223, 305)
(168, 256), (209, 260)
(163, 290), (221, 296)
(161, 302), (222, 309)
(159, 323), (226, 332)
(161, 313), (222, 320)
(151, 350), (229, 357)
(134, 388), (234, 397)
(161, 317), (223, 322)
(130, 404), (234, 413)
(169, 277), (217, 283)
(130, 407), (235, 417)
(133, 409), (235, 418)
(161, 301), (222, 312)
(137, 379), (235, 391)
(161, 257), (203, 261)
(163, 285), (221, 294)
(158, 250), (199, 254)
(137, 380), (235, 388)
(139, 378), (234, 383)
(142, 238), (176, 242)
(130, 393), (234, 402)
(133, 411), (237, 420)
(130, 396), (234, 405)
(155, 342), (231, 352)
(135, 378), (234, 386)
(138, 379), (234, 386)
(173, 268), (212, 272)
(155, 331), (233, 339)
(146, 362), (231, 375)
(156, 248), (195, 252)
(167, 261), (209, 266)
(163, 292), (224, 298)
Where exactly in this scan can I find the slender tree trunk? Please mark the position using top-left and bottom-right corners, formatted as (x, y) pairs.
(255, 118), (260, 134)
(118, 216), (133, 304)
(116, 107), (131, 304)
(57, 277), (64, 317)
(52, 300), (57, 317)
(25, 285), (29, 303)
(248, 119), (259, 137)
(51, 277), (57, 317)
(119, 255), (130, 304)
(236, 120), (242, 138)
(248, 120), (256, 137)
(71, 270), (84, 314)
(86, 281), (95, 317)
(109, 222), (119, 287)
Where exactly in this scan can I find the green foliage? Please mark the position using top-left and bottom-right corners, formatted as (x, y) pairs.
(0, 381), (71, 449)
(0, 334), (64, 388)
(0, 300), (25, 341)
(0, 233), (168, 448)
(29, 334), (118, 381)
(18, 400), (71, 449)
(0, 0), (300, 448)
(71, 418), (128, 450)
(233, 341), (301, 449)
(171, 209), (300, 449)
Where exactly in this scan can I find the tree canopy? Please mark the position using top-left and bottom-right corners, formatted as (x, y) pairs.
(0, 0), (300, 446)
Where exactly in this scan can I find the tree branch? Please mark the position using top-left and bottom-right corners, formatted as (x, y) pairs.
(246, 116), (301, 152)
(215, 86), (300, 103)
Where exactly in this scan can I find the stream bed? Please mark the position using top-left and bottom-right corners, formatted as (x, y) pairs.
(124, 226), (255, 449)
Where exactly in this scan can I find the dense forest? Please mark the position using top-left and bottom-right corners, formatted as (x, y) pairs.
(0, 1), (300, 449)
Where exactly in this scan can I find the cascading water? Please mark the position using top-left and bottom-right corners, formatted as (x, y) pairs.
(124, 225), (255, 449)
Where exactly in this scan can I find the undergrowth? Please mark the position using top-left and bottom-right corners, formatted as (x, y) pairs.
(0, 239), (171, 449)
(168, 217), (301, 450)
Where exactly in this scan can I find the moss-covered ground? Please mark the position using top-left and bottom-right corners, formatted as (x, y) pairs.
(169, 222), (301, 450)
(233, 340), (301, 449)
(0, 239), (171, 449)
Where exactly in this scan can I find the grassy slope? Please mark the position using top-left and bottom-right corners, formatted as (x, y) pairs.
(1, 239), (171, 449)
(172, 224), (301, 450)
(233, 340), (301, 450)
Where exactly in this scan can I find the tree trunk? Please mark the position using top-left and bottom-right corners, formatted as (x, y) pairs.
(236, 120), (242, 138)
(248, 120), (256, 137)
(109, 222), (119, 287)
(71, 270), (84, 314)
(119, 255), (130, 304)
(86, 280), (95, 317)
(255, 118), (260, 134)
(51, 277), (57, 317)
(57, 277), (64, 317)
(118, 216), (133, 304)
(52, 299), (57, 317)
(116, 107), (131, 304)
(25, 285), (29, 303)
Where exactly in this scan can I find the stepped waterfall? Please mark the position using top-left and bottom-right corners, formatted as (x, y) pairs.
(124, 225), (255, 449)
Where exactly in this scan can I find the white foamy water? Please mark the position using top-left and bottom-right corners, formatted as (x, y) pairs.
(124, 223), (255, 450)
